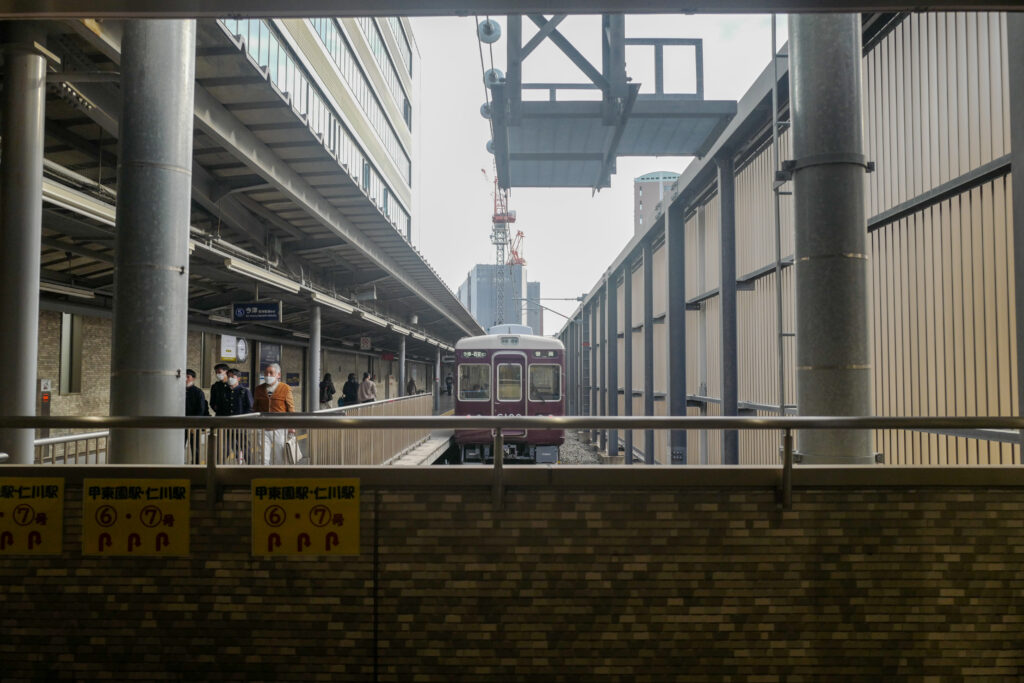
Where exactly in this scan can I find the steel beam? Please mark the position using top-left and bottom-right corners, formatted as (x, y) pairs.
(643, 239), (655, 464)
(589, 301), (598, 444)
(0, 1), (1012, 18)
(108, 20), (197, 464)
(623, 259), (634, 464)
(308, 304), (321, 411)
(598, 286), (606, 451)
(606, 273), (618, 458)
(666, 202), (687, 464)
(399, 335), (407, 395)
(717, 153), (739, 465)
(1009, 14), (1024, 457)
(434, 347), (441, 413)
(789, 14), (873, 464)
(0, 23), (47, 463)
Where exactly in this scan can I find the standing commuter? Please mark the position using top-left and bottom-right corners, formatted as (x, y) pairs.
(225, 368), (254, 463)
(358, 372), (377, 404)
(406, 376), (417, 396)
(445, 373), (453, 397)
(209, 363), (231, 416)
(184, 369), (209, 463)
(341, 373), (359, 406)
(253, 362), (295, 465)
(319, 373), (336, 410)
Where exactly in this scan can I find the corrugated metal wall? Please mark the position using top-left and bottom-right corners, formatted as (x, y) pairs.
(563, 11), (1017, 465)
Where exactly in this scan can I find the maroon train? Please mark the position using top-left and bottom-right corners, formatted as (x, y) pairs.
(453, 329), (565, 464)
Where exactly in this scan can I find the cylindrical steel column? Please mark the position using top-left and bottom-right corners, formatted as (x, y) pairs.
(1008, 14), (1024, 456)
(717, 154), (739, 465)
(307, 305), (321, 411)
(0, 24), (47, 464)
(789, 14), (873, 464)
(605, 276), (618, 457)
(434, 346), (441, 413)
(109, 20), (197, 464)
(399, 336), (407, 394)
(666, 202), (688, 464)
(623, 259), (634, 463)
(642, 240), (655, 464)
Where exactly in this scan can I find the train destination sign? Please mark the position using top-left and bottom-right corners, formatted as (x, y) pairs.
(0, 477), (64, 555)
(82, 479), (191, 556)
(251, 478), (360, 557)
(232, 301), (282, 323)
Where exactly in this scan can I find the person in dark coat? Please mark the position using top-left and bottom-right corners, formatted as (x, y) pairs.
(319, 373), (336, 410)
(225, 368), (254, 463)
(209, 363), (232, 416)
(341, 373), (359, 406)
(184, 369), (208, 464)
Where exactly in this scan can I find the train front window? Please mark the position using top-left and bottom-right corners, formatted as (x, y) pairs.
(497, 363), (522, 402)
(458, 364), (490, 401)
(529, 364), (561, 401)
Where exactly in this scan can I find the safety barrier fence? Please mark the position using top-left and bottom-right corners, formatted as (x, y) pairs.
(30, 394), (435, 467)
(10, 415), (1024, 509)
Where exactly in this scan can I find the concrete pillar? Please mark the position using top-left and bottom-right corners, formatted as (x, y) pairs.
(717, 154), (739, 465)
(109, 20), (197, 464)
(606, 274), (618, 458)
(642, 240), (655, 464)
(623, 259), (634, 464)
(666, 202), (688, 464)
(1008, 14), (1024, 456)
(307, 305), (321, 411)
(0, 24), (47, 464)
(789, 14), (873, 464)
(399, 335), (407, 394)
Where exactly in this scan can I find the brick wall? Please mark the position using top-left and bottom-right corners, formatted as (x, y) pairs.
(3, 484), (1024, 680)
(37, 311), (112, 423)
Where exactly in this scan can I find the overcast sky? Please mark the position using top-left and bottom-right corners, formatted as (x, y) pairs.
(409, 14), (787, 336)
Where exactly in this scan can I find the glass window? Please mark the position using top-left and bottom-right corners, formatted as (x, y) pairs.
(497, 363), (522, 402)
(529, 365), (561, 402)
(458, 364), (490, 401)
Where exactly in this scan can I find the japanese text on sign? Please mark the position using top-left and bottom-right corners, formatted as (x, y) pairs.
(82, 479), (190, 557)
(0, 478), (64, 555)
(252, 479), (359, 557)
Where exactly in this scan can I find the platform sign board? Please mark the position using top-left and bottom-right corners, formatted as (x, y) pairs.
(359, 337), (372, 351)
(251, 479), (359, 557)
(0, 478), (63, 555)
(233, 301), (282, 323)
(82, 479), (190, 556)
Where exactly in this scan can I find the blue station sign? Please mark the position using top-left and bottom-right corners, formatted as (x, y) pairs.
(232, 301), (282, 323)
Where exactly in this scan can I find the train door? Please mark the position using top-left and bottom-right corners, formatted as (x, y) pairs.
(492, 352), (526, 437)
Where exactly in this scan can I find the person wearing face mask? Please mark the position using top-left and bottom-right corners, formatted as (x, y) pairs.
(224, 368), (254, 463)
(184, 369), (209, 464)
(253, 362), (295, 465)
(209, 363), (232, 417)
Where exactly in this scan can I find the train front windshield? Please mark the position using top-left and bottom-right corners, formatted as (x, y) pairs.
(528, 365), (561, 401)
(458, 364), (490, 401)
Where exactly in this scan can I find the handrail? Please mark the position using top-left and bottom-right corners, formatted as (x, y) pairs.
(34, 430), (110, 446)
(314, 392), (430, 414)
(5, 415), (1024, 430)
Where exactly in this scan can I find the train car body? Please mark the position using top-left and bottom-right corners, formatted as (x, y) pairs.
(453, 331), (565, 464)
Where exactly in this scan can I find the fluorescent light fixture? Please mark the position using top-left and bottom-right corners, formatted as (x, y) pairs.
(293, 331), (310, 339)
(411, 332), (426, 341)
(310, 291), (354, 314)
(208, 314), (232, 324)
(40, 281), (95, 299)
(359, 311), (387, 328)
(427, 338), (441, 347)
(390, 324), (410, 335)
(223, 258), (301, 294)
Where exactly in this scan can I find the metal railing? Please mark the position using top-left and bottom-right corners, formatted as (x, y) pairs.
(34, 430), (109, 464)
(308, 394), (434, 465)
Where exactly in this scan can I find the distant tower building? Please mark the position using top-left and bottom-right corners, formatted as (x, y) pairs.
(634, 171), (679, 235)
(458, 264), (530, 331)
(526, 281), (542, 335)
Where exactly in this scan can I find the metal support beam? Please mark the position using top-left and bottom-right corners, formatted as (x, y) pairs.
(606, 273), (618, 458)
(601, 13), (626, 124)
(1008, 13), (1024, 457)
(666, 202), (687, 464)
(434, 346), (441, 413)
(0, 23), (47, 463)
(589, 302), (598, 444)
(623, 259), (634, 463)
(109, 19), (196, 464)
(527, 14), (609, 92)
(789, 13), (873, 464)
(717, 153), (739, 465)
(307, 304), (321, 411)
(399, 335), (407, 395)
(598, 286), (606, 451)
(642, 239), (655, 463)
(506, 14), (523, 123)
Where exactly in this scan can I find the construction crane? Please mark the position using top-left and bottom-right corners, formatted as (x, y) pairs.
(482, 168), (516, 325)
(508, 230), (526, 266)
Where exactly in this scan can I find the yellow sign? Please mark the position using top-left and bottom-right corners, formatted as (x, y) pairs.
(0, 478), (64, 555)
(82, 479), (190, 556)
(252, 479), (359, 557)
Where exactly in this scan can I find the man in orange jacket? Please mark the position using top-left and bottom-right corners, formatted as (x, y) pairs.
(253, 362), (295, 465)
